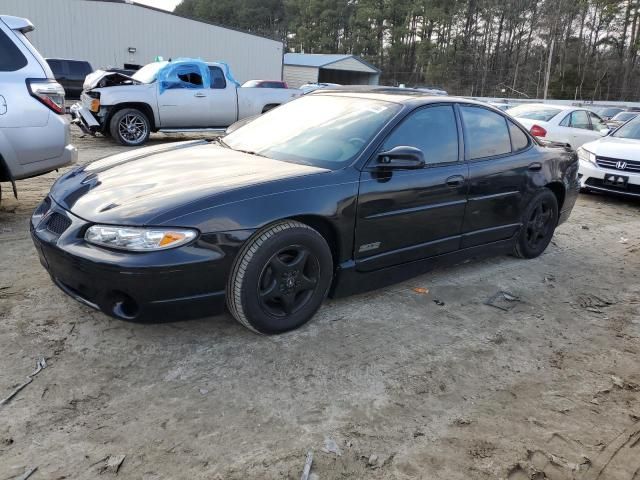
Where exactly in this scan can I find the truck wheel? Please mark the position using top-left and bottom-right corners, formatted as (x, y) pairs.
(110, 108), (150, 146)
(513, 189), (558, 259)
(226, 220), (333, 334)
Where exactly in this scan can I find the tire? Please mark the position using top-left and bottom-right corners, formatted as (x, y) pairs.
(227, 220), (333, 334)
(513, 189), (559, 259)
(109, 108), (151, 146)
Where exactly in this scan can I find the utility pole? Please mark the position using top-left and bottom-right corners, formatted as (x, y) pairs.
(543, 38), (555, 101)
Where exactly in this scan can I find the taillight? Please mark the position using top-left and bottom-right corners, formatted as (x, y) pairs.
(530, 124), (547, 137)
(26, 79), (65, 114)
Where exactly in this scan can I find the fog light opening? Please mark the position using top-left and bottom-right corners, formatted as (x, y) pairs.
(110, 292), (139, 320)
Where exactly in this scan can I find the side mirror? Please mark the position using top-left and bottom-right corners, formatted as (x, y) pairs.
(375, 146), (425, 169)
(600, 128), (610, 136)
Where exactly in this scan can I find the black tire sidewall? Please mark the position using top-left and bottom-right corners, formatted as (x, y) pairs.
(517, 189), (559, 258)
(239, 227), (332, 334)
(110, 108), (150, 146)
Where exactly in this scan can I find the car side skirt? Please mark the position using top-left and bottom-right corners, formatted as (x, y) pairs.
(330, 235), (518, 298)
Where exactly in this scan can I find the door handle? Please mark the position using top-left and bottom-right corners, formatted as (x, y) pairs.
(528, 162), (542, 171)
(446, 175), (465, 187)
(194, 92), (206, 98)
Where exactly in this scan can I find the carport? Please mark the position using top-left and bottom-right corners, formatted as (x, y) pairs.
(283, 53), (380, 88)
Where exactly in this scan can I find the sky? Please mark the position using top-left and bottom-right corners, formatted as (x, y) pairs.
(134, 0), (182, 12)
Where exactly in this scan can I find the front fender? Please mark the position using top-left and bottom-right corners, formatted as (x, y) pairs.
(154, 169), (360, 263)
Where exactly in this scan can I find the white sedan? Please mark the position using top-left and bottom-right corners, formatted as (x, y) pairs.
(507, 104), (609, 149)
(577, 116), (640, 198)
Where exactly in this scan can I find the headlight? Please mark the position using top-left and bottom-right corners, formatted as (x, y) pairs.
(576, 147), (597, 165)
(85, 225), (198, 251)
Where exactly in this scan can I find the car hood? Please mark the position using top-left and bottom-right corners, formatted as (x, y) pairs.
(582, 136), (640, 159)
(83, 70), (141, 90)
(50, 141), (329, 225)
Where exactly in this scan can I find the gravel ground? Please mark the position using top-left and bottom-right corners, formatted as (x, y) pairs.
(0, 129), (639, 480)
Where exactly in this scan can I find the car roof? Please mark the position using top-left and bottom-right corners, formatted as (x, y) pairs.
(510, 103), (578, 111)
(312, 88), (495, 108)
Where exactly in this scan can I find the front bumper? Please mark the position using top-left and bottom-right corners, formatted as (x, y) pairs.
(70, 102), (100, 134)
(30, 198), (251, 322)
(579, 159), (640, 197)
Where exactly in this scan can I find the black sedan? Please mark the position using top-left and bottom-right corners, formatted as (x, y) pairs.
(31, 91), (579, 334)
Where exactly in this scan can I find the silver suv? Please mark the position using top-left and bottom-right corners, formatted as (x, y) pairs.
(0, 15), (76, 201)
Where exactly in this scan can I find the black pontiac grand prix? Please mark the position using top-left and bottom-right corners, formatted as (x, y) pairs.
(31, 90), (579, 334)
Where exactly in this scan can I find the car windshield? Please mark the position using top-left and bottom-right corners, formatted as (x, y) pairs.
(132, 62), (168, 83)
(242, 80), (260, 87)
(222, 95), (401, 169)
(612, 112), (637, 121)
(612, 117), (640, 139)
(507, 105), (562, 121)
(600, 107), (623, 117)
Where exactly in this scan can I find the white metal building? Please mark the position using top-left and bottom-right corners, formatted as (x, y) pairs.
(0, 0), (284, 82)
(283, 53), (381, 88)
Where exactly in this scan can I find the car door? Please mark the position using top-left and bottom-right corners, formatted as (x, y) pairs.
(207, 65), (238, 127)
(156, 62), (212, 128)
(459, 104), (537, 248)
(559, 109), (601, 148)
(354, 104), (468, 272)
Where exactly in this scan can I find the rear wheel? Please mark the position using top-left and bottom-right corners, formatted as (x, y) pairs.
(227, 220), (333, 334)
(513, 189), (558, 259)
(109, 108), (150, 146)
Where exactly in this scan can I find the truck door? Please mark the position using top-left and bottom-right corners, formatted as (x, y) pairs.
(156, 62), (213, 128)
(207, 66), (238, 127)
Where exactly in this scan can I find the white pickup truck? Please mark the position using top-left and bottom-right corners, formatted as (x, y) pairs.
(70, 59), (301, 146)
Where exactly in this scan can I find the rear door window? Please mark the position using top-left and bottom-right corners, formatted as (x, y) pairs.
(508, 120), (530, 151)
(0, 28), (28, 72)
(47, 59), (66, 76)
(209, 66), (226, 89)
(566, 110), (590, 130)
(588, 112), (607, 131)
(460, 106), (512, 159)
(68, 61), (92, 78)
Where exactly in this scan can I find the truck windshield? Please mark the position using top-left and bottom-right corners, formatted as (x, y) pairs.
(222, 95), (401, 169)
(132, 62), (168, 83)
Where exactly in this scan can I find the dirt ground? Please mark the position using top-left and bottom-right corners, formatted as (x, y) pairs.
(0, 129), (639, 480)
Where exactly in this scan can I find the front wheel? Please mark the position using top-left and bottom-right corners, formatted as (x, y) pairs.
(513, 189), (559, 259)
(227, 220), (333, 334)
(109, 108), (151, 146)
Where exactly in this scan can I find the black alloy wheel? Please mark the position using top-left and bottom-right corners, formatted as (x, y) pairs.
(258, 245), (320, 317)
(227, 220), (333, 334)
(513, 189), (558, 259)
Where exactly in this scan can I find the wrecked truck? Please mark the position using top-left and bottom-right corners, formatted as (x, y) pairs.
(70, 59), (301, 146)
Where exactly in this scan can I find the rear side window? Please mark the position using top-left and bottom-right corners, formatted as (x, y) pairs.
(561, 110), (590, 130)
(460, 106), (511, 159)
(508, 120), (530, 151)
(382, 105), (459, 165)
(209, 66), (226, 89)
(47, 59), (65, 75)
(68, 61), (92, 76)
(0, 28), (28, 72)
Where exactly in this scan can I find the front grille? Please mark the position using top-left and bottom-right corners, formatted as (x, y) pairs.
(45, 212), (72, 235)
(585, 178), (640, 196)
(34, 196), (51, 217)
(596, 156), (640, 173)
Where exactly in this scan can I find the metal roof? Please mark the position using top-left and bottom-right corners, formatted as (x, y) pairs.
(284, 53), (380, 72)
